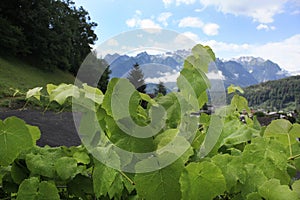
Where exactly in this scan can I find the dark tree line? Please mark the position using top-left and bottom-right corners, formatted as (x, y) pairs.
(242, 76), (300, 111)
(0, 0), (97, 74)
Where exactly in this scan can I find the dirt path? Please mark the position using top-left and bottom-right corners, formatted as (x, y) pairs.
(0, 108), (81, 147)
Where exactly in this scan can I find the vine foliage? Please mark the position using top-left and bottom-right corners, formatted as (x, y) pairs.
(1, 44), (300, 199)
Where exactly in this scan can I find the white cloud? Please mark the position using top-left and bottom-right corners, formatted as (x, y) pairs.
(140, 19), (161, 29)
(126, 18), (138, 27)
(178, 17), (220, 36)
(178, 17), (204, 28)
(203, 40), (250, 54)
(157, 12), (173, 27)
(162, 0), (172, 7)
(162, 0), (196, 6)
(182, 32), (200, 41)
(126, 11), (162, 31)
(176, 0), (196, 6)
(291, 10), (300, 15)
(202, 23), (220, 36)
(206, 70), (225, 80)
(253, 34), (300, 72)
(135, 10), (142, 15)
(199, 0), (288, 23)
(199, 34), (300, 72)
(107, 39), (119, 46)
(145, 71), (180, 83)
(256, 24), (276, 31)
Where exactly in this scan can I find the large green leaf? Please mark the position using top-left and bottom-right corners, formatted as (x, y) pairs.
(292, 179), (300, 198)
(26, 87), (43, 100)
(242, 138), (288, 178)
(11, 161), (29, 184)
(230, 94), (249, 112)
(222, 126), (260, 146)
(26, 124), (41, 143)
(264, 119), (300, 148)
(16, 177), (60, 200)
(239, 164), (268, 197)
(258, 179), (298, 200)
(180, 161), (226, 200)
(212, 154), (246, 191)
(82, 83), (104, 105)
(105, 115), (155, 153)
(0, 117), (33, 166)
(49, 83), (80, 105)
(25, 147), (66, 178)
(67, 174), (94, 199)
(93, 160), (123, 197)
(177, 67), (209, 100)
(55, 157), (78, 180)
(135, 159), (184, 200)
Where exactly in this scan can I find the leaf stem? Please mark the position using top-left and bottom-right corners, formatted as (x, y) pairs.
(289, 154), (300, 160)
(119, 170), (135, 185)
(287, 133), (293, 158)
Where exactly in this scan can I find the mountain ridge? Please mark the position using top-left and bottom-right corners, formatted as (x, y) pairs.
(103, 51), (290, 89)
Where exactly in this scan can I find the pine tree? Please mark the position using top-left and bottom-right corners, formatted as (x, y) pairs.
(154, 81), (167, 96)
(127, 63), (146, 93)
(98, 64), (111, 93)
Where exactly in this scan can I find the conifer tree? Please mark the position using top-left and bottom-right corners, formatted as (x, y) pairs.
(154, 81), (167, 96)
(127, 63), (146, 93)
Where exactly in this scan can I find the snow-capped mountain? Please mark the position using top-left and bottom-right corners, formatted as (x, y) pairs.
(104, 51), (290, 90)
(232, 56), (289, 82)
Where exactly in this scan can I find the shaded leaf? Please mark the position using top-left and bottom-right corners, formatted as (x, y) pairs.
(0, 117), (33, 166)
(180, 161), (226, 200)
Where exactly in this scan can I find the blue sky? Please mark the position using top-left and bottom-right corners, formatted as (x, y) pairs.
(74, 0), (300, 73)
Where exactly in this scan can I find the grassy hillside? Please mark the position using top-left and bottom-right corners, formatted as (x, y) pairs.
(0, 56), (75, 106)
(242, 75), (300, 111)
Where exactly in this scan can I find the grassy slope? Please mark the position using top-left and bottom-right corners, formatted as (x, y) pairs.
(0, 56), (75, 97)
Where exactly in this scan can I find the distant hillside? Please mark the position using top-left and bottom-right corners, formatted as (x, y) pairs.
(0, 56), (74, 105)
(242, 76), (300, 111)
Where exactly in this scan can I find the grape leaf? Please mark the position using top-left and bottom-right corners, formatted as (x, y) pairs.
(292, 179), (300, 198)
(264, 119), (300, 147)
(16, 177), (59, 200)
(135, 159), (184, 200)
(231, 94), (249, 112)
(49, 83), (80, 105)
(199, 115), (224, 157)
(82, 83), (104, 105)
(25, 147), (66, 178)
(241, 138), (290, 186)
(227, 84), (244, 94)
(180, 161), (226, 200)
(222, 126), (260, 146)
(46, 83), (58, 95)
(16, 177), (39, 200)
(258, 179), (298, 200)
(0, 117), (33, 166)
(55, 157), (78, 180)
(26, 124), (41, 143)
(246, 192), (263, 200)
(177, 67), (210, 99)
(73, 151), (90, 165)
(26, 87), (43, 100)
(239, 164), (268, 197)
(93, 160), (119, 198)
(11, 161), (29, 184)
(105, 115), (155, 153)
(67, 174), (94, 199)
(212, 154), (246, 191)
